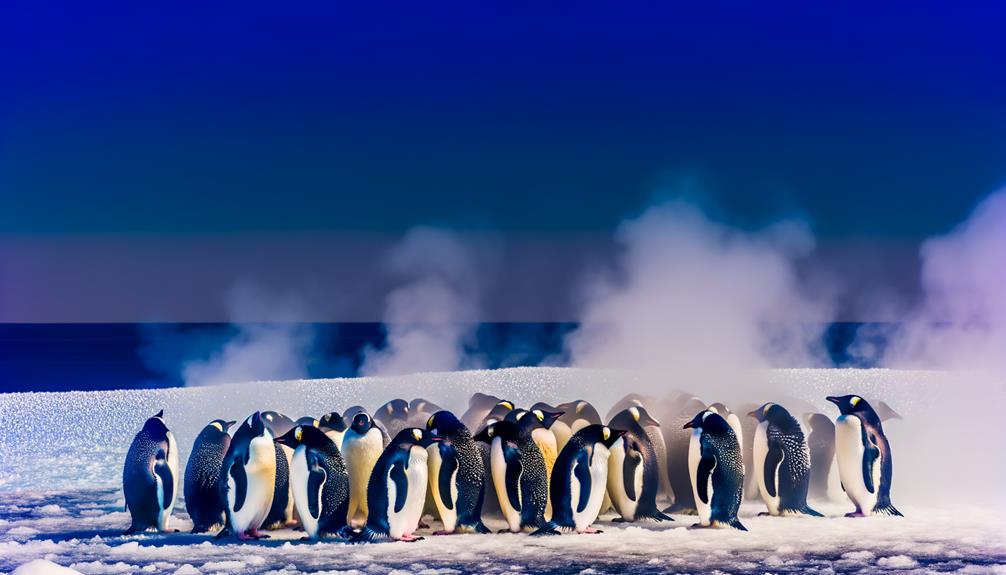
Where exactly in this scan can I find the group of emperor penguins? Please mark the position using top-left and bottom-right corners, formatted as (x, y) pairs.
(122, 391), (902, 542)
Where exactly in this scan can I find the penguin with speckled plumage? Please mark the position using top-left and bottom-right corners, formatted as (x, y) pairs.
(474, 420), (554, 535)
(123, 410), (179, 534)
(218, 412), (277, 540)
(346, 428), (438, 542)
(426, 411), (490, 534)
(748, 403), (821, 517)
(606, 406), (672, 523)
(684, 410), (746, 530)
(509, 408), (564, 517)
(275, 424), (350, 539)
(184, 418), (236, 533)
(343, 411), (388, 525)
(319, 412), (349, 448)
(546, 424), (625, 534)
(827, 395), (902, 517)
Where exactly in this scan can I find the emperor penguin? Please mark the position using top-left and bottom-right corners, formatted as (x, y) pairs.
(684, 410), (746, 530)
(475, 399), (515, 519)
(556, 400), (602, 436)
(319, 412), (349, 448)
(748, 403), (822, 516)
(261, 411), (295, 437)
(460, 392), (502, 430)
(509, 408), (563, 517)
(376, 399), (411, 440)
(546, 424), (625, 534)
(122, 410), (179, 534)
(342, 411), (388, 525)
(349, 428), (438, 542)
(532, 402), (570, 452)
(606, 406), (672, 522)
(804, 412), (836, 501)
(263, 415), (295, 529)
(663, 397), (708, 514)
(826, 395), (902, 517)
(295, 416), (321, 428)
(473, 420), (553, 535)
(275, 425), (350, 539)
(426, 410), (490, 534)
(184, 418), (236, 533)
(218, 412), (277, 540)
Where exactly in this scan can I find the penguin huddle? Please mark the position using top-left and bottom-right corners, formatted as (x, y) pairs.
(120, 392), (901, 542)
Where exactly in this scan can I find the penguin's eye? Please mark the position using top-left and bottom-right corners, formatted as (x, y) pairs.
(427, 415), (435, 429)
(534, 410), (544, 422)
(630, 407), (640, 421)
(412, 429), (422, 441)
(850, 396), (861, 407)
(602, 427), (610, 440)
(295, 427), (303, 441)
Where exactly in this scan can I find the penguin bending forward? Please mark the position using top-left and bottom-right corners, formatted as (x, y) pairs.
(275, 425), (350, 539)
(547, 424), (624, 533)
(684, 410), (746, 530)
(474, 420), (554, 535)
(827, 395), (902, 517)
(123, 410), (179, 534)
(346, 428), (437, 542)
(606, 407), (673, 522)
(218, 412), (277, 540)
(426, 411), (490, 534)
(184, 418), (235, 533)
(748, 403), (821, 516)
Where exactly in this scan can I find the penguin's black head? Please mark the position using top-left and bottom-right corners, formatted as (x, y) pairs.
(261, 410), (295, 436)
(351, 412), (375, 433)
(143, 410), (169, 437)
(246, 411), (268, 437)
(469, 392), (500, 409)
(473, 420), (520, 444)
(379, 399), (409, 421)
(343, 405), (367, 421)
(503, 408), (528, 424)
(747, 402), (781, 423)
(276, 424), (330, 448)
(577, 424), (625, 449)
(427, 410), (465, 438)
(683, 410), (732, 435)
(709, 402), (732, 416)
(530, 402), (556, 412)
(410, 398), (441, 414)
(295, 416), (320, 428)
(520, 409), (563, 431)
(561, 400), (602, 425)
(205, 419), (236, 436)
(319, 412), (347, 432)
(393, 427), (438, 449)
(610, 406), (659, 430)
(486, 400), (516, 423)
(826, 395), (876, 417)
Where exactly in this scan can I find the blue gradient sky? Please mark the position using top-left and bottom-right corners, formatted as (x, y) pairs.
(1, 2), (1005, 321)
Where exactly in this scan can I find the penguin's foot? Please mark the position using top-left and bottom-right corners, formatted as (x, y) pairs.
(757, 512), (773, 517)
(496, 528), (517, 534)
(432, 530), (457, 536)
(398, 533), (425, 542)
(687, 522), (710, 530)
(580, 527), (603, 534)
(214, 527), (232, 540)
(844, 511), (866, 518)
(530, 527), (561, 537)
(649, 511), (674, 522)
(473, 522), (491, 534)
(611, 517), (631, 523)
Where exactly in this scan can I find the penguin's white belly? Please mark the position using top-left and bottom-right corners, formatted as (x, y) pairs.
(387, 448), (428, 539)
(573, 446), (610, 532)
(280, 444), (295, 523)
(343, 430), (384, 522)
(688, 430), (712, 525)
(551, 421), (572, 453)
(753, 422), (780, 515)
(229, 434), (277, 533)
(532, 428), (558, 518)
(835, 415), (877, 514)
(569, 418), (591, 435)
(156, 431), (180, 531)
(606, 438), (641, 520)
(290, 447), (321, 538)
(491, 439), (522, 532)
(428, 445), (458, 532)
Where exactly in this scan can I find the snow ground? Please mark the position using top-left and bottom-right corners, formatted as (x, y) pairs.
(2, 368), (1005, 574)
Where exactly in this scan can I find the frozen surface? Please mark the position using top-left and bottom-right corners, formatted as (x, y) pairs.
(2, 367), (1005, 573)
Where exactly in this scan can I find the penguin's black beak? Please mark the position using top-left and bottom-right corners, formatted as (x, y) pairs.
(472, 428), (490, 443)
(746, 409), (760, 419)
(682, 421), (695, 430)
(825, 396), (840, 405)
(225, 420), (237, 430)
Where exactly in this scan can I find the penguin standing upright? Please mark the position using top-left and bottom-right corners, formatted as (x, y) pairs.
(826, 395), (902, 517)
(684, 410), (746, 530)
(319, 412), (349, 448)
(474, 420), (553, 534)
(184, 419), (236, 533)
(342, 412), (388, 525)
(426, 410), (489, 534)
(475, 400), (515, 519)
(606, 407), (672, 522)
(376, 399), (411, 440)
(275, 425), (350, 539)
(663, 397), (708, 514)
(263, 417), (294, 529)
(123, 410), (179, 534)
(748, 403), (821, 517)
(350, 428), (437, 542)
(534, 402), (571, 452)
(508, 408), (563, 517)
(804, 412), (836, 501)
(547, 424), (625, 534)
(219, 412), (277, 540)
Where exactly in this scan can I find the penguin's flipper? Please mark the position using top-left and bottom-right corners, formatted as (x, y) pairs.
(695, 454), (716, 505)
(763, 443), (784, 499)
(502, 443), (523, 513)
(307, 451), (328, 520)
(862, 444), (879, 494)
(153, 450), (174, 509)
(572, 451), (592, 513)
(873, 502), (903, 517)
(229, 457), (248, 513)
(727, 517), (748, 531)
(438, 442), (459, 511)
(390, 460), (409, 514)
(622, 446), (642, 502)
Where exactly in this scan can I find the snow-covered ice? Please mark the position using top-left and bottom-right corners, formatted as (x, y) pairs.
(2, 367), (1005, 574)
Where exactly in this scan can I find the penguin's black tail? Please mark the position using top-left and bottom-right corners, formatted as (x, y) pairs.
(799, 505), (824, 517)
(530, 522), (561, 537)
(727, 517), (748, 531)
(873, 503), (904, 517)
